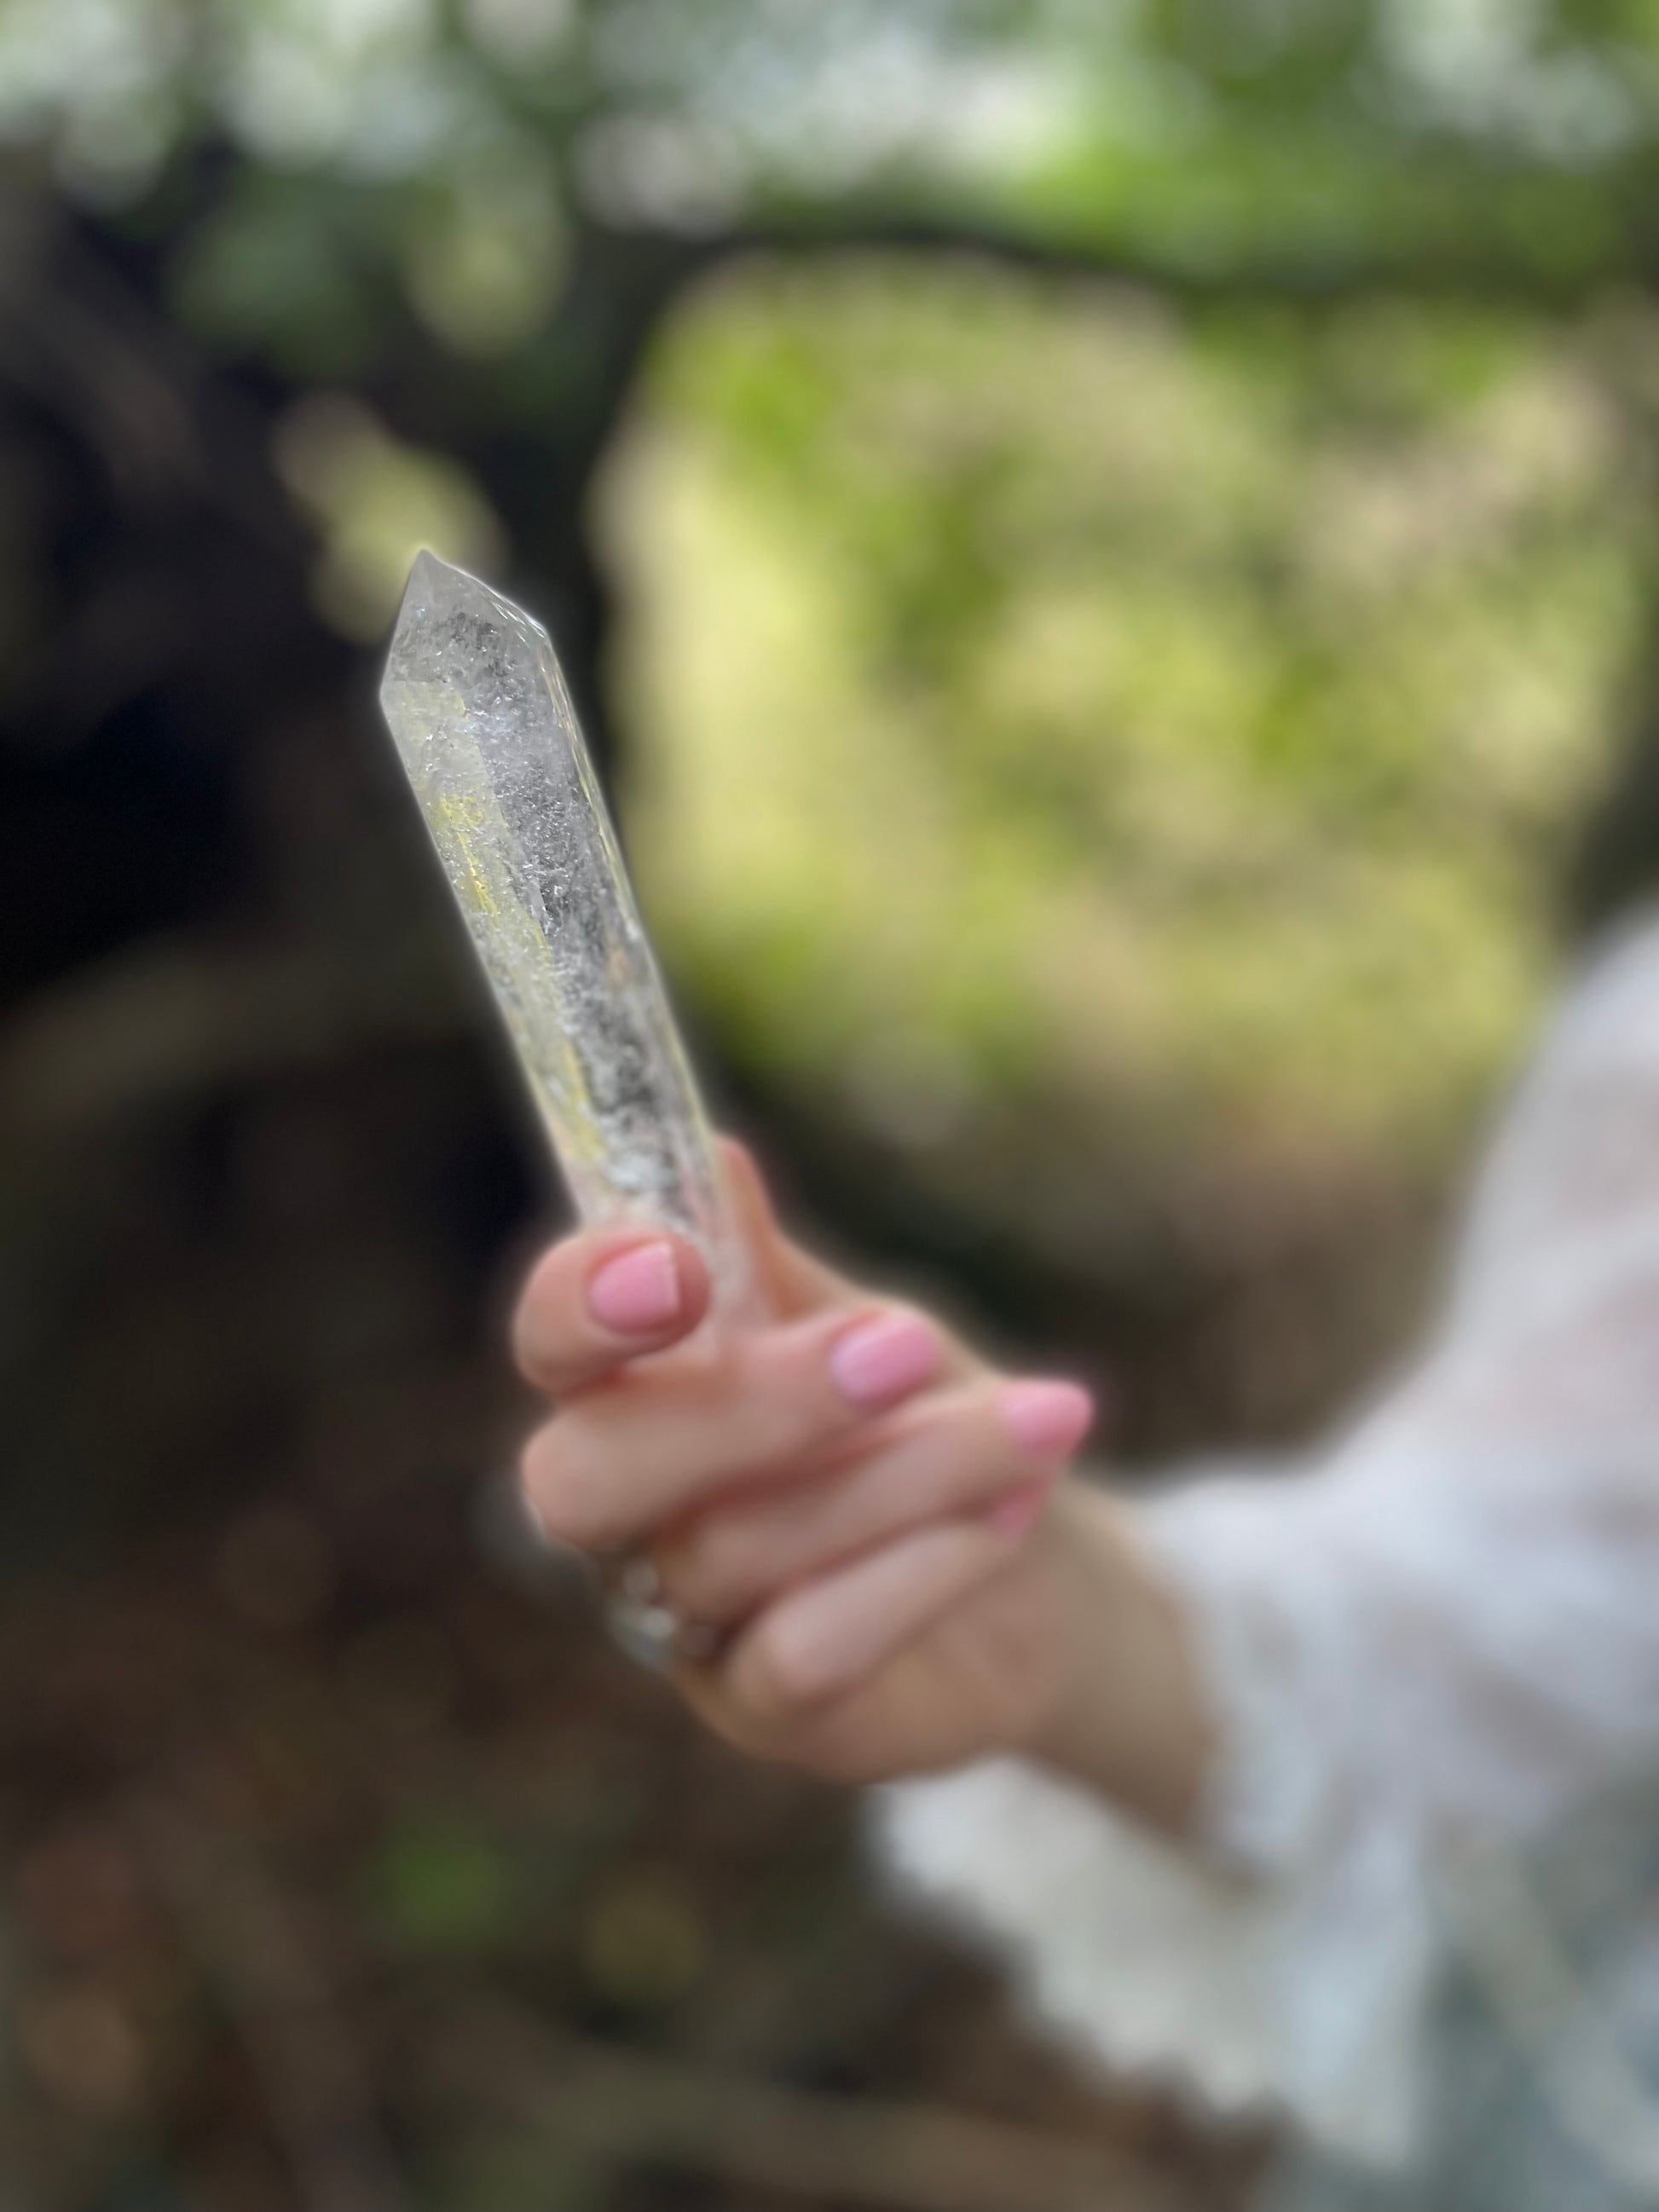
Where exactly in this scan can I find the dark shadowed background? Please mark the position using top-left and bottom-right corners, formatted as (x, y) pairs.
(3, 3), (1659, 2207)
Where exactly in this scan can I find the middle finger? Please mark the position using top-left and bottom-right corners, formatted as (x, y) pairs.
(520, 1305), (953, 1551)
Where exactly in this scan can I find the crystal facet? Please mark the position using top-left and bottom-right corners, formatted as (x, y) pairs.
(379, 551), (733, 1288)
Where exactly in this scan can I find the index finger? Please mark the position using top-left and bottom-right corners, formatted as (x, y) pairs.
(513, 1227), (712, 1399)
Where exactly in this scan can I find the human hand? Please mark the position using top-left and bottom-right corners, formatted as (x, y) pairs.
(513, 1142), (1208, 1828)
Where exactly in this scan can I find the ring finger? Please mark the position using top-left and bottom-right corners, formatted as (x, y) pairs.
(652, 1377), (1094, 1628)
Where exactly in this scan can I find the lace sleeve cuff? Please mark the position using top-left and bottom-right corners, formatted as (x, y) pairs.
(871, 1481), (1438, 2167)
(873, 1757), (1431, 2166)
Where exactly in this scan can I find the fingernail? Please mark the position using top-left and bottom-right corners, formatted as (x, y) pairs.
(988, 1479), (1051, 1541)
(829, 1313), (941, 1410)
(587, 1242), (683, 1334)
(1000, 1380), (1094, 1459)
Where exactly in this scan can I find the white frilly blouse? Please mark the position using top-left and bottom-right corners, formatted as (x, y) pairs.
(876, 911), (1659, 2174)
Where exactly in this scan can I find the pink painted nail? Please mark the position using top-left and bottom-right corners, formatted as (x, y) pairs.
(829, 1313), (941, 1410)
(587, 1242), (683, 1334)
(988, 1480), (1051, 1541)
(999, 1380), (1094, 1460)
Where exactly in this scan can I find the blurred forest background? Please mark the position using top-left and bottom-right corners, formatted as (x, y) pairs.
(3, 2), (1659, 2207)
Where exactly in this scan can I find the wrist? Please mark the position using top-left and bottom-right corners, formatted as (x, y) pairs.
(1019, 1482), (1213, 1840)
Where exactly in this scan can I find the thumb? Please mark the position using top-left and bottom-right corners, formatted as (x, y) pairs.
(718, 1136), (855, 1320)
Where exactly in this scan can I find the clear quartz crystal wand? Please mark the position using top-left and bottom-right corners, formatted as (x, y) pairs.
(379, 550), (741, 1309)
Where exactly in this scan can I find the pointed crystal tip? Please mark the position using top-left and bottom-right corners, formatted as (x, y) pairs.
(390, 546), (457, 616)
(387, 546), (497, 646)
(398, 545), (484, 613)
(381, 546), (558, 720)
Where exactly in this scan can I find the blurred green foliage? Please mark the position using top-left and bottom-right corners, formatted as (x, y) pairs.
(10, 1), (1659, 339)
(368, 1815), (517, 1955)
(9, 0), (1659, 1251)
(605, 261), (1656, 1196)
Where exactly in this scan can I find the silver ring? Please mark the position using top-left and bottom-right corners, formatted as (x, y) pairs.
(598, 1551), (724, 1672)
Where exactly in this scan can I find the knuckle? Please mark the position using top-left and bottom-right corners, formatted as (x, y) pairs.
(743, 1620), (835, 1719)
(515, 1241), (569, 1319)
(731, 1345), (843, 1464)
(519, 1423), (620, 1550)
(512, 1312), (570, 1393)
(662, 1524), (755, 1625)
(509, 1306), (546, 1384)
